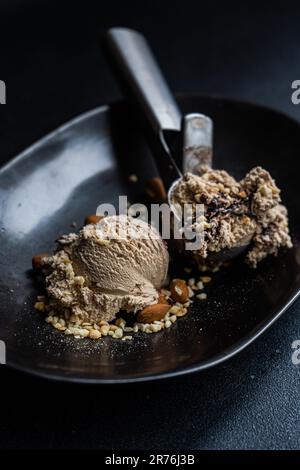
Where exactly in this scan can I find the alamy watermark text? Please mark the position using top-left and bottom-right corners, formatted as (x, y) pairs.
(0, 80), (6, 104)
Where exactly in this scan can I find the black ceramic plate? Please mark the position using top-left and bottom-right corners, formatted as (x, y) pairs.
(1, 95), (299, 383)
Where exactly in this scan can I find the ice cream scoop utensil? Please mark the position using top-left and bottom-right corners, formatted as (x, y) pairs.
(105, 27), (182, 190)
(105, 28), (251, 263)
(105, 28), (212, 185)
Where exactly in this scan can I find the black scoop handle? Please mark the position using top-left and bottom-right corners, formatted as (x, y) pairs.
(104, 27), (182, 187)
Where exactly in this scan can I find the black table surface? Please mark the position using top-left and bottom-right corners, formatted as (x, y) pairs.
(0, 0), (300, 450)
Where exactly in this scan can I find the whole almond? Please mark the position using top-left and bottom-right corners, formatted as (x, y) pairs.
(169, 279), (189, 303)
(84, 215), (103, 225)
(137, 303), (170, 323)
(145, 177), (167, 203)
(32, 253), (49, 271)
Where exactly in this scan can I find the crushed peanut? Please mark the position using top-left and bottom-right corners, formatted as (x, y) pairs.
(200, 276), (212, 283)
(196, 293), (207, 300)
(122, 335), (133, 341)
(34, 301), (45, 312)
(37, 270), (213, 340)
(128, 174), (138, 183)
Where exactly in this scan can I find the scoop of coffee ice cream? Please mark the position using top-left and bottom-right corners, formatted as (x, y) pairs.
(42, 215), (169, 323)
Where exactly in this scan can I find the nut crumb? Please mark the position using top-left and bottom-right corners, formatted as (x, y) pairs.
(128, 174), (138, 183)
(196, 293), (207, 300)
(122, 335), (133, 341)
(200, 276), (212, 283)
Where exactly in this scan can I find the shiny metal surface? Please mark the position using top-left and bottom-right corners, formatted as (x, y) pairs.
(182, 113), (213, 173)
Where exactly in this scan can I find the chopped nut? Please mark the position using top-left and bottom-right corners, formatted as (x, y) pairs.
(169, 305), (180, 314)
(150, 323), (162, 332)
(138, 323), (149, 332)
(34, 301), (45, 312)
(128, 174), (138, 183)
(211, 266), (220, 273)
(32, 253), (49, 272)
(100, 325), (110, 336)
(122, 335), (133, 341)
(53, 322), (64, 330)
(115, 318), (126, 329)
(109, 324), (118, 331)
(80, 329), (90, 337)
(200, 276), (212, 284)
(95, 237), (110, 246)
(169, 305), (187, 317)
(89, 329), (102, 339)
(70, 314), (79, 323)
(113, 328), (123, 339)
(145, 177), (167, 203)
(196, 293), (207, 300)
(176, 307), (188, 317)
(199, 265), (208, 272)
(74, 276), (85, 286)
(188, 286), (195, 297)
(157, 292), (169, 304)
(259, 185), (271, 197)
(164, 311), (170, 320)
(145, 326), (153, 334)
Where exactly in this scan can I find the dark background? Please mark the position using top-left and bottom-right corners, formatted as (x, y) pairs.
(1, 0), (300, 450)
